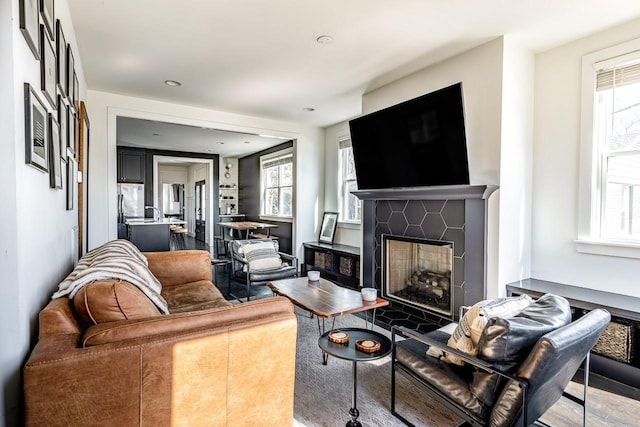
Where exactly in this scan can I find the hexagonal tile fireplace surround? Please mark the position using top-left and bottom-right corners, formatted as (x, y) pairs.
(353, 185), (497, 332)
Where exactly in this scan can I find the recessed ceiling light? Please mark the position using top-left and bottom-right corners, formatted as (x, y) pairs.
(244, 141), (251, 144)
(316, 35), (333, 45)
(303, 107), (315, 112)
(216, 141), (225, 145)
(152, 133), (160, 136)
(164, 79), (182, 87)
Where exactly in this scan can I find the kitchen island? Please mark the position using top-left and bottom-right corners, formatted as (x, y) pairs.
(125, 218), (186, 252)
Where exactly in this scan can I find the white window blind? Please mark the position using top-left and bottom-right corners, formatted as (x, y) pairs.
(596, 60), (640, 91)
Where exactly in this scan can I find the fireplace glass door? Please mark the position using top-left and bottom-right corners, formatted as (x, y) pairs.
(383, 235), (453, 317)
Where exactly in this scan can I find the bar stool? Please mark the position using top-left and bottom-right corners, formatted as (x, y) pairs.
(170, 226), (187, 250)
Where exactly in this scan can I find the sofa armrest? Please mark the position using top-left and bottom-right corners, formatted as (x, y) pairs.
(144, 250), (211, 287)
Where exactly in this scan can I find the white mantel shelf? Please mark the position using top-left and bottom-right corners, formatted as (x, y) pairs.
(352, 184), (498, 201)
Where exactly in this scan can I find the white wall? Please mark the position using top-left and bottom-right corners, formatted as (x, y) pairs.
(2, 1), (86, 424)
(323, 121), (361, 247)
(497, 38), (535, 295)
(1, 1), (20, 424)
(86, 90), (324, 261)
(532, 17), (640, 296)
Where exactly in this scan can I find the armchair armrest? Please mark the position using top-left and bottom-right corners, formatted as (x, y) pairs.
(279, 252), (298, 270)
(392, 326), (525, 384)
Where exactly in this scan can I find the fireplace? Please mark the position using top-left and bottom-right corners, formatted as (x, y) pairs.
(354, 185), (497, 326)
(383, 235), (453, 317)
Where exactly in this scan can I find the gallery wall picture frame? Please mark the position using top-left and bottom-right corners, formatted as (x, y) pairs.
(318, 211), (339, 244)
(57, 95), (67, 161)
(48, 114), (62, 189)
(40, 24), (56, 110)
(66, 47), (75, 109)
(67, 108), (76, 155)
(40, 0), (54, 41)
(73, 71), (79, 112)
(24, 83), (49, 173)
(78, 102), (90, 256)
(19, 0), (40, 60)
(55, 20), (67, 96)
(66, 154), (76, 210)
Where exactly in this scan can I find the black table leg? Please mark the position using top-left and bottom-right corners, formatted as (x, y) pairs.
(317, 317), (336, 365)
(346, 361), (361, 427)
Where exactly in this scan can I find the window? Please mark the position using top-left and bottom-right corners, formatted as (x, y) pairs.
(595, 59), (640, 241)
(338, 139), (360, 223)
(578, 39), (640, 257)
(260, 150), (293, 218)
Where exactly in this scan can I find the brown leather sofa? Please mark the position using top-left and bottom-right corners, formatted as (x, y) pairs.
(23, 250), (298, 426)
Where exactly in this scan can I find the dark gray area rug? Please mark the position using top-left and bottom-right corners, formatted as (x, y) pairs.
(292, 309), (461, 427)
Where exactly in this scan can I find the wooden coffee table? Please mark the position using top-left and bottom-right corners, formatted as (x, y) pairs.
(267, 277), (389, 364)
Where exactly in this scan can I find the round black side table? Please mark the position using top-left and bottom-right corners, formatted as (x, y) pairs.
(318, 327), (392, 427)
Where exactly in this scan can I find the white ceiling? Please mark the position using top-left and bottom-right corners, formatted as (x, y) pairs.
(117, 117), (289, 157)
(70, 0), (640, 152)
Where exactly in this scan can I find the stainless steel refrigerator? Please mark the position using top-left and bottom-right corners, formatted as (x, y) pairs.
(117, 183), (145, 237)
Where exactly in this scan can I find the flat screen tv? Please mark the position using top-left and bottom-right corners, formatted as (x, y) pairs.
(348, 83), (469, 190)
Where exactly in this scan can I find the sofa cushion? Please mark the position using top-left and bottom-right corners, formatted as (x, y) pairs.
(470, 293), (571, 410)
(73, 280), (161, 324)
(161, 280), (232, 313)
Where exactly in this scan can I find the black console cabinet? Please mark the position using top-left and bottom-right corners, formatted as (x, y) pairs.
(302, 242), (360, 290)
(507, 278), (640, 390)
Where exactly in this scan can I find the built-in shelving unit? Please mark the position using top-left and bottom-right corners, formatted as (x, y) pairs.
(219, 185), (238, 215)
(302, 242), (360, 290)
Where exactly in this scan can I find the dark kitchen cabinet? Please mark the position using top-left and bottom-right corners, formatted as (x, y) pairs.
(117, 147), (146, 183)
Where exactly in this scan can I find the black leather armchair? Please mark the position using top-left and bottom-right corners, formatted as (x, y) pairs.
(229, 238), (298, 301)
(391, 294), (610, 426)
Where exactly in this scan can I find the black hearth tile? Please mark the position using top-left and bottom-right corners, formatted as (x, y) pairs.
(454, 257), (464, 285)
(377, 201), (393, 223)
(374, 267), (381, 288)
(388, 318), (421, 329)
(376, 223), (391, 242)
(379, 309), (410, 321)
(404, 201), (427, 225)
(388, 212), (409, 235)
(443, 228), (465, 257)
(389, 200), (408, 212)
(441, 200), (465, 227)
(421, 213), (446, 239)
(404, 225), (425, 239)
(402, 305), (431, 319)
(415, 323), (439, 334)
(422, 200), (445, 213)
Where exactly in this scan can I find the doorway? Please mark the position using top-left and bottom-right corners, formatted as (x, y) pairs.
(152, 155), (215, 248)
(195, 180), (206, 242)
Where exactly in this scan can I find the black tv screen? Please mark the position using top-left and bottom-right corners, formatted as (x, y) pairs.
(348, 83), (470, 190)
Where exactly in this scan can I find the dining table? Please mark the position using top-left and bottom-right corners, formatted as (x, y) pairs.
(218, 221), (278, 239)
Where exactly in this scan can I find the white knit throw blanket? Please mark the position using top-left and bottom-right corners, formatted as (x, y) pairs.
(52, 239), (169, 314)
